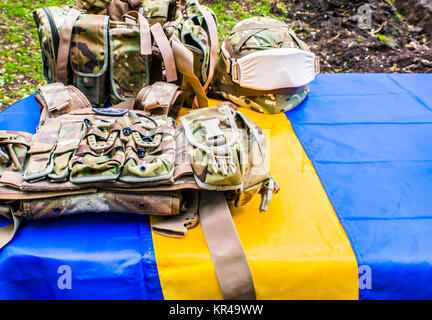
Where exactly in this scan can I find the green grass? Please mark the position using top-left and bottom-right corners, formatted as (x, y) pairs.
(208, 0), (285, 41)
(375, 33), (390, 42)
(0, 0), (65, 110)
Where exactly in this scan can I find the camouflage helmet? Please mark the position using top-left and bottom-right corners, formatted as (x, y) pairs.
(210, 17), (319, 114)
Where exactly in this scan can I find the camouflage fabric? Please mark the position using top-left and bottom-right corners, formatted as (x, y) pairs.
(222, 89), (310, 114)
(109, 21), (151, 104)
(0, 103), (276, 227)
(69, 116), (125, 183)
(140, 0), (178, 25)
(73, 0), (112, 13)
(20, 191), (181, 219)
(70, 14), (109, 106)
(23, 122), (61, 181)
(181, 103), (277, 208)
(38, 83), (92, 118)
(0, 131), (33, 174)
(120, 115), (177, 183)
(135, 81), (185, 118)
(33, 3), (184, 107)
(32, 6), (71, 83)
(48, 121), (84, 182)
(168, 0), (217, 107)
(210, 16), (312, 114)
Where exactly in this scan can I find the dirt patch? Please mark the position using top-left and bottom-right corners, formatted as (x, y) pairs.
(271, 0), (432, 73)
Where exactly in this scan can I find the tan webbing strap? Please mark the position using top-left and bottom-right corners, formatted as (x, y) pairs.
(123, 10), (152, 55)
(0, 213), (21, 250)
(0, 171), (24, 189)
(138, 12), (152, 55)
(186, 2), (218, 108)
(56, 8), (82, 84)
(199, 191), (256, 300)
(198, 7), (218, 92)
(152, 190), (199, 237)
(170, 35), (208, 108)
(150, 23), (178, 82)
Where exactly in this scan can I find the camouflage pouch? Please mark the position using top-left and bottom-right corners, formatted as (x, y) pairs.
(180, 103), (278, 209)
(48, 121), (84, 182)
(36, 83), (92, 120)
(108, 19), (151, 105)
(73, 0), (112, 13)
(140, 0), (179, 25)
(119, 114), (177, 183)
(0, 131), (33, 174)
(70, 14), (109, 106)
(33, 6), (71, 83)
(109, 8), (179, 105)
(210, 16), (319, 114)
(69, 116), (125, 183)
(133, 82), (184, 118)
(19, 190), (182, 219)
(23, 122), (61, 182)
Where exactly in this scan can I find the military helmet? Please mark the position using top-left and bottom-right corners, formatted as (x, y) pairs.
(210, 16), (319, 114)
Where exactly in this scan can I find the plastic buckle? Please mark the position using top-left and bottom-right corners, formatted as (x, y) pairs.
(315, 56), (320, 74)
(231, 61), (240, 83)
(259, 179), (275, 212)
(201, 118), (225, 145)
(210, 147), (236, 176)
(87, 121), (118, 152)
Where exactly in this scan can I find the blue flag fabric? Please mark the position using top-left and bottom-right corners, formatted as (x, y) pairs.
(0, 94), (163, 299)
(287, 73), (432, 299)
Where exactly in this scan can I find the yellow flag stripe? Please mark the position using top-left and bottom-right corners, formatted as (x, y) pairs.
(151, 101), (359, 299)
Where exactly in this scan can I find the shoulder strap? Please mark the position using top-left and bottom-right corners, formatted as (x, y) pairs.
(170, 34), (209, 108)
(196, 4), (218, 92)
(152, 190), (257, 299)
(199, 191), (256, 300)
(0, 210), (22, 250)
(150, 23), (178, 82)
(56, 8), (82, 84)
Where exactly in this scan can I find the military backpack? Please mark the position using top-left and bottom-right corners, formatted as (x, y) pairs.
(33, 0), (217, 108)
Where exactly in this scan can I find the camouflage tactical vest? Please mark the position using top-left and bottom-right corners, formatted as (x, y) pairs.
(210, 17), (320, 114)
(0, 83), (278, 300)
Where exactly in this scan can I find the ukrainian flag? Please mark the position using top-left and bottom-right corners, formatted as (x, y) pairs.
(0, 73), (431, 299)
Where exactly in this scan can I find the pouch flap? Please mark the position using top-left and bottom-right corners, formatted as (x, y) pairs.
(180, 104), (243, 189)
(40, 82), (71, 112)
(109, 24), (150, 102)
(70, 14), (109, 77)
(141, 0), (176, 22)
(54, 121), (84, 154)
(28, 122), (61, 154)
(0, 131), (32, 147)
(141, 82), (181, 107)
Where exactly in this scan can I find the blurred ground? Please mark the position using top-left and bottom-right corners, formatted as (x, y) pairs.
(0, 0), (431, 111)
